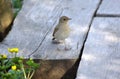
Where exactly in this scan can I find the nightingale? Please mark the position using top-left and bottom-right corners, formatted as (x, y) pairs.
(52, 16), (71, 50)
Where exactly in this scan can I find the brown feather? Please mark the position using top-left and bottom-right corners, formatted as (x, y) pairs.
(52, 25), (59, 36)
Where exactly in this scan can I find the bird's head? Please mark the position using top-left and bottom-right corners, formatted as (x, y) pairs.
(59, 16), (71, 23)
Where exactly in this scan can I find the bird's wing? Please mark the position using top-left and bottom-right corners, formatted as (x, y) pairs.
(52, 25), (59, 36)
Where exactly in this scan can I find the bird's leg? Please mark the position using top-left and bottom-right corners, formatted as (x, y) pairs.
(52, 39), (61, 44)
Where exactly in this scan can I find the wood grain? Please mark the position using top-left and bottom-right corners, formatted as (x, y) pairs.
(0, 0), (63, 57)
(76, 17), (120, 79)
(31, 0), (100, 59)
(97, 0), (120, 16)
(0, 0), (100, 59)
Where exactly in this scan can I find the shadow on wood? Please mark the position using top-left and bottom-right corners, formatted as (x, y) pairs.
(32, 59), (76, 79)
(61, 58), (81, 79)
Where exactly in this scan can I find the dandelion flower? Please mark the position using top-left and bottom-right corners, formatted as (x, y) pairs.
(8, 48), (19, 53)
(2, 54), (7, 59)
(8, 48), (14, 53)
(11, 65), (17, 70)
(14, 48), (19, 53)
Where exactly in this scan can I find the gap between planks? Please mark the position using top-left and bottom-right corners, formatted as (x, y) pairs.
(61, 0), (103, 78)
(95, 14), (120, 17)
(78, 0), (103, 62)
(95, 0), (120, 17)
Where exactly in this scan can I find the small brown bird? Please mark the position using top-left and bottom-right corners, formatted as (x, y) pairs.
(52, 16), (71, 50)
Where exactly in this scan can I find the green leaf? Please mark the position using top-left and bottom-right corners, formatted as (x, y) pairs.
(12, 0), (23, 9)
(26, 59), (40, 70)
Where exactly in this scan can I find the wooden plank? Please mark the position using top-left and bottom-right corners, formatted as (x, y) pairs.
(31, 0), (100, 59)
(0, 0), (64, 57)
(97, 0), (120, 16)
(0, 0), (100, 59)
(76, 17), (120, 79)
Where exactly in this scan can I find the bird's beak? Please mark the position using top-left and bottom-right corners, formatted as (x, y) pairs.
(68, 18), (72, 20)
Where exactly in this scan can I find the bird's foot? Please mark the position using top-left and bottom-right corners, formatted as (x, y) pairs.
(52, 40), (61, 44)
(64, 46), (71, 51)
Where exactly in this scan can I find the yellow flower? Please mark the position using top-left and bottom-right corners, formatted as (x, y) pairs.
(8, 48), (14, 53)
(2, 54), (7, 59)
(8, 48), (19, 53)
(14, 48), (19, 53)
(11, 65), (17, 70)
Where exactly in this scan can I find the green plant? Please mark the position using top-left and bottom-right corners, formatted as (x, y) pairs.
(12, 0), (23, 9)
(12, 0), (23, 18)
(0, 48), (40, 79)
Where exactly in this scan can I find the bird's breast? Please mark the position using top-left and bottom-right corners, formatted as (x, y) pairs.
(54, 25), (70, 40)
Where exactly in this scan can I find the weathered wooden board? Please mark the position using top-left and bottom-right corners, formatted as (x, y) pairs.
(31, 0), (100, 59)
(76, 18), (120, 79)
(97, 0), (120, 16)
(0, 0), (65, 57)
(0, 0), (100, 59)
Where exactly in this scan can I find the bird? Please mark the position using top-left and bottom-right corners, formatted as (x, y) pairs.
(52, 16), (71, 50)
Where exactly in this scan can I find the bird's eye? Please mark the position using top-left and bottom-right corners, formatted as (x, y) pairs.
(63, 19), (66, 21)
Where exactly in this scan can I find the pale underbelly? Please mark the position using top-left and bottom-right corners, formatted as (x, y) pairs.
(54, 30), (70, 40)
